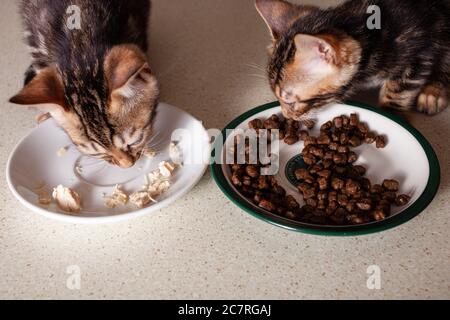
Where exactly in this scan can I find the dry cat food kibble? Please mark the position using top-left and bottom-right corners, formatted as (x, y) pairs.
(229, 113), (410, 226)
(230, 162), (304, 220)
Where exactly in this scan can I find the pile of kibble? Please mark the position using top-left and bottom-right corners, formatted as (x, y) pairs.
(229, 113), (411, 226)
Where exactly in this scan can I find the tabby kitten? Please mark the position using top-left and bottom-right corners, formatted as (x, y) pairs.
(10, 0), (159, 168)
(255, 0), (449, 120)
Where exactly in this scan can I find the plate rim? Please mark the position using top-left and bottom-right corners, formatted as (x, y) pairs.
(6, 103), (210, 224)
(210, 101), (441, 236)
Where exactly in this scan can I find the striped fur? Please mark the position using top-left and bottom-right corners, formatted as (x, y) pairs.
(256, 0), (450, 119)
(10, 0), (159, 168)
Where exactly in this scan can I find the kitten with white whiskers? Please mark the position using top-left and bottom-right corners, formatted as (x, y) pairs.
(255, 0), (449, 119)
(10, 0), (160, 169)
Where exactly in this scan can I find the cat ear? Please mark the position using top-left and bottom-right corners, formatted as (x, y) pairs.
(255, 0), (310, 39)
(105, 45), (158, 100)
(294, 34), (339, 66)
(112, 63), (157, 99)
(9, 66), (67, 109)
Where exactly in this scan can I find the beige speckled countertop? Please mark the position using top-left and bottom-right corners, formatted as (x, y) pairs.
(1, 0), (449, 299)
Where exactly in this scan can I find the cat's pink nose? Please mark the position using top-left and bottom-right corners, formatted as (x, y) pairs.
(117, 158), (134, 169)
(110, 149), (135, 168)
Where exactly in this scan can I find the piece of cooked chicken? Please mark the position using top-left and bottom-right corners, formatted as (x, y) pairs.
(52, 185), (82, 213)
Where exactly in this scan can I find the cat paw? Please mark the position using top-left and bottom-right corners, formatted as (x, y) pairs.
(417, 84), (448, 115)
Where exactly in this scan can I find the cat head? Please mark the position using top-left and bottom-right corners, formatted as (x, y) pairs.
(10, 45), (159, 168)
(255, 0), (361, 120)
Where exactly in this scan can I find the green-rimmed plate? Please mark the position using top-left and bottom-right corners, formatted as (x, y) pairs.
(210, 101), (440, 236)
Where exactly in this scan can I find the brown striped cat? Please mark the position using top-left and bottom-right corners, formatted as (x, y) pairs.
(255, 0), (450, 120)
(10, 0), (159, 168)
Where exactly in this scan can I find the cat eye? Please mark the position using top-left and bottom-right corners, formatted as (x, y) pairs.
(128, 133), (145, 148)
(286, 102), (296, 108)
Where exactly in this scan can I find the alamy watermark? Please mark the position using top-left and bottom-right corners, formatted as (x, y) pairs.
(169, 127), (280, 176)
(66, 5), (81, 30)
(366, 265), (381, 290)
(367, 5), (381, 30)
(66, 265), (81, 290)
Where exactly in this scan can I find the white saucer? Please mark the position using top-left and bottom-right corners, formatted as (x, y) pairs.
(7, 103), (210, 224)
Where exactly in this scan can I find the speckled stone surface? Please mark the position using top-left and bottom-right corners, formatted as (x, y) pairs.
(0, 0), (449, 299)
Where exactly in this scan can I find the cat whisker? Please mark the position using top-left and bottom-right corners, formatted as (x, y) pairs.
(76, 158), (108, 170)
(82, 160), (106, 167)
(146, 130), (162, 145)
(246, 74), (269, 82)
(146, 141), (165, 152)
(304, 110), (318, 117)
(246, 73), (268, 78)
(146, 132), (166, 148)
(91, 163), (108, 174)
(244, 63), (267, 73)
